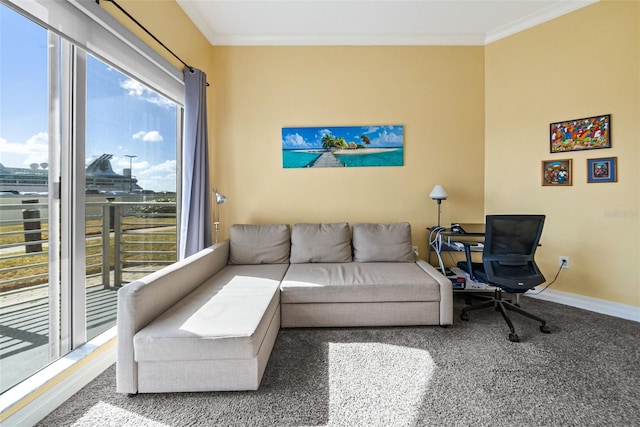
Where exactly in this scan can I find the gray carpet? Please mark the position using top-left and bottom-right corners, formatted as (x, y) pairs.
(38, 296), (640, 426)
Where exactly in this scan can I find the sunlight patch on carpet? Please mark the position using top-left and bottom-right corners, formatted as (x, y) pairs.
(72, 401), (170, 427)
(328, 342), (434, 425)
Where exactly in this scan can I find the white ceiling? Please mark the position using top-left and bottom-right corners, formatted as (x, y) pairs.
(176, 0), (598, 46)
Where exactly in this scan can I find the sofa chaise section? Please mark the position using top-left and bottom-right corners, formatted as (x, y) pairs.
(117, 224), (291, 394)
(133, 264), (286, 392)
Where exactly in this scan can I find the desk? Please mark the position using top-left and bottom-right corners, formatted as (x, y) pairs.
(426, 223), (485, 274)
(427, 224), (510, 296)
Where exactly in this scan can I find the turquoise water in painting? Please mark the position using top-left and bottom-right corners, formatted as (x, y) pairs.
(336, 148), (403, 167)
(282, 150), (322, 168)
(283, 148), (403, 168)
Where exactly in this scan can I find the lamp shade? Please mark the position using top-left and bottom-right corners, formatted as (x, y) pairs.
(214, 189), (227, 205)
(429, 185), (448, 201)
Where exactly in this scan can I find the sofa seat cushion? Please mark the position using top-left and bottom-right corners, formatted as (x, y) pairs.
(280, 262), (441, 304)
(133, 264), (288, 362)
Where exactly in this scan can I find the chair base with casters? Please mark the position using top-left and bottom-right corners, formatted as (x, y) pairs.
(460, 287), (551, 342)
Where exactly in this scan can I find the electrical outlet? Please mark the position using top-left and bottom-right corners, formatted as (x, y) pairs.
(559, 256), (570, 269)
(412, 245), (419, 256)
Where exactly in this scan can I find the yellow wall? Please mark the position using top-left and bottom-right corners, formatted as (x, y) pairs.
(103, 1), (638, 307)
(210, 46), (486, 255)
(485, 0), (640, 306)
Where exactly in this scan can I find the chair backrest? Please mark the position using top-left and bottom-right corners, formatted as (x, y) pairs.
(482, 215), (546, 290)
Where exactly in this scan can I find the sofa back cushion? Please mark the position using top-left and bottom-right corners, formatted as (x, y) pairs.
(229, 224), (291, 264)
(352, 222), (414, 262)
(290, 222), (352, 263)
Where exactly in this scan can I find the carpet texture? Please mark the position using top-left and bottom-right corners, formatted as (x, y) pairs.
(38, 297), (640, 426)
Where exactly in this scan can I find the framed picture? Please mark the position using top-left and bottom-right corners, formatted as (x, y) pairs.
(281, 125), (404, 168)
(542, 159), (572, 186)
(550, 114), (611, 153)
(587, 157), (617, 183)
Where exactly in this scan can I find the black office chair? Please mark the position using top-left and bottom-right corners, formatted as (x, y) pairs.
(457, 214), (550, 342)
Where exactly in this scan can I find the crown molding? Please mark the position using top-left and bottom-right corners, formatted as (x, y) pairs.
(485, 0), (599, 44)
(208, 33), (486, 47)
(179, 0), (600, 47)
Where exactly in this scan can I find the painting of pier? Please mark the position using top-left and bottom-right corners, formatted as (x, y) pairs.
(282, 125), (404, 168)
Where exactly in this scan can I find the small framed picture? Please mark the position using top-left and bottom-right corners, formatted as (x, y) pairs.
(542, 159), (572, 186)
(587, 157), (617, 183)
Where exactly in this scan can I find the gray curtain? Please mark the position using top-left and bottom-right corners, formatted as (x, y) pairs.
(179, 67), (211, 259)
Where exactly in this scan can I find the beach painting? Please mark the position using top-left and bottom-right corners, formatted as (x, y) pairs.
(282, 125), (404, 168)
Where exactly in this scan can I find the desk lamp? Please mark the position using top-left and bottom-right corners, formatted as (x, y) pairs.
(213, 188), (228, 244)
(429, 185), (448, 227)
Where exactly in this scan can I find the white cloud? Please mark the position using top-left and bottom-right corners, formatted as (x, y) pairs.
(317, 128), (333, 138)
(114, 157), (148, 169)
(371, 129), (403, 147)
(0, 132), (49, 167)
(313, 128), (334, 145)
(136, 160), (177, 192)
(147, 160), (176, 173)
(109, 157), (176, 191)
(282, 133), (308, 149)
(363, 126), (380, 134)
(133, 130), (163, 142)
(120, 78), (175, 108)
(121, 79), (145, 96)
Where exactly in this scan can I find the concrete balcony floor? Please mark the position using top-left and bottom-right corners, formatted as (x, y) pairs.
(0, 283), (118, 393)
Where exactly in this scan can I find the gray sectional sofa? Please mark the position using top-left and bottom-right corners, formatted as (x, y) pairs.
(117, 222), (452, 394)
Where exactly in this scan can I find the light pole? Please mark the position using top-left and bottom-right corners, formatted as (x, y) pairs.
(124, 155), (137, 192)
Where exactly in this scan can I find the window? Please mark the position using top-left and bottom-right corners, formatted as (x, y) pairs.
(0, 0), (183, 393)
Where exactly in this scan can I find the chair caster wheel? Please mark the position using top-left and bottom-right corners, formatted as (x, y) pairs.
(540, 324), (551, 334)
(508, 333), (520, 342)
(461, 312), (469, 321)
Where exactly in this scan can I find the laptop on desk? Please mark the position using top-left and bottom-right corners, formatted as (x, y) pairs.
(450, 223), (485, 236)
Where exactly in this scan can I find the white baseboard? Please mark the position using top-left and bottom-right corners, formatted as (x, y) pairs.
(526, 289), (640, 322)
(1, 328), (116, 427)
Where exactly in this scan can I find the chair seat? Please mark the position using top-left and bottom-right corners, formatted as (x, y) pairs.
(456, 261), (530, 294)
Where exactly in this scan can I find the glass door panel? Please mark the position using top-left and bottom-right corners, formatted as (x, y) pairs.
(0, 5), (61, 392)
(84, 54), (179, 340)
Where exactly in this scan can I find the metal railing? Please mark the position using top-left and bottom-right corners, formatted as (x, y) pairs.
(0, 199), (177, 292)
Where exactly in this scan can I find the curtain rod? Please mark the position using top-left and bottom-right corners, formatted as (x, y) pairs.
(96, 0), (209, 86)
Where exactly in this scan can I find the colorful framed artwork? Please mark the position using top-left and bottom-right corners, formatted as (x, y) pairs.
(587, 157), (617, 183)
(281, 125), (404, 168)
(550, 114), (611, 153)
(542, 159), (572, 186)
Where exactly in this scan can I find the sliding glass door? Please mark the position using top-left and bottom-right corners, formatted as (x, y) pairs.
(0, 1), (180, 393)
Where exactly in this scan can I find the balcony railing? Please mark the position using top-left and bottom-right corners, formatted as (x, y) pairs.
(0, 198), (177, 291)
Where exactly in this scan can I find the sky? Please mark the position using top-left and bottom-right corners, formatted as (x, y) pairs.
(0, 5), (178, 192)
(282, 125), (404, 150)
